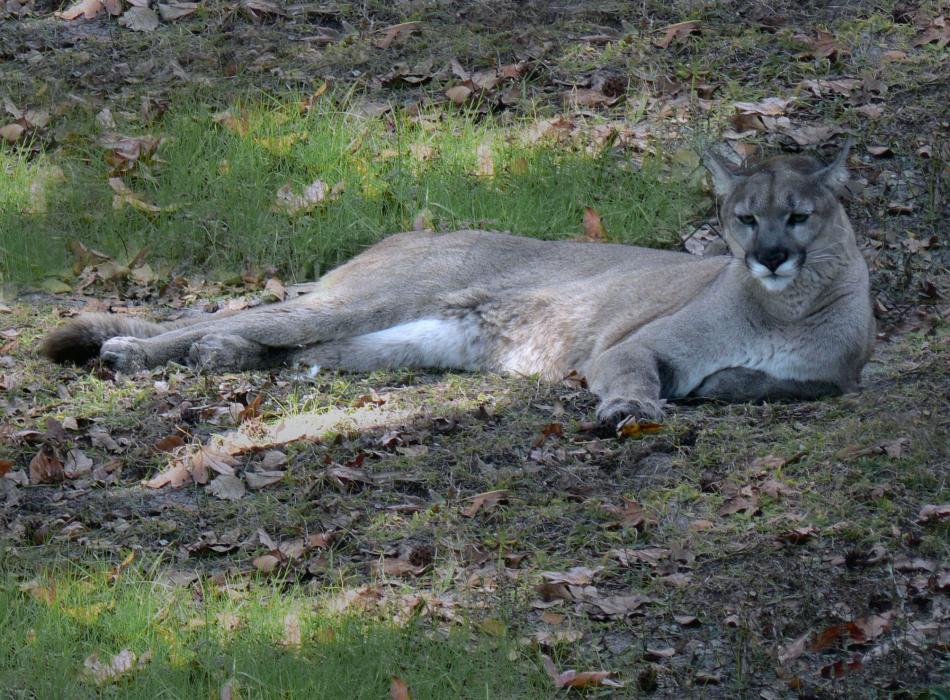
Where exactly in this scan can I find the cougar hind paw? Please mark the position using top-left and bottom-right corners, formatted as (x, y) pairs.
(100, 337), (150, 372)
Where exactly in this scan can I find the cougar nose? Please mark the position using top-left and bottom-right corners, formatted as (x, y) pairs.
(755, 247), (789, 272)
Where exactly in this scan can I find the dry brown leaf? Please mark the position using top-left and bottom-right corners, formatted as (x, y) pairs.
(55, 0), (104, 20)
(245, 470), (285, 490)
(143, 457), (190, 489)
(118, 6), (158, 31)
(593, 593), (654, 617)
(281, 612), (302, 648)
(653, 20), (701, 48)
(734, 97), (794, 116)
(373, 558), (425, 577)
(565, 88), (616, 108)
(157, 1), (196, 20)
(108, 177), (163, 213)
(390, 676), (411, 700)
(375, 21), (422, 49)
(211, 109), (249, 135)
(609, 547), (670, 567)
(913, 15), (949, 47)
(541, 655), (624, 689)
(252, 553), (281, 573)
(153, 434), (185, 453)
(532, 422), (563, 448)
(583, 207), (607, 241)
(916, 504), (950, 524)
(778, 631), (809, 664)
(797, 29), (849, 60)
(541, 566), (602, 586)
(0, 123), (26, 143)
(461, 489), (508, 517)
(19, 579), (56, 605)
(207, 474), (246, 501)
(83, 649), (149, 685)
(29, 449), (64, 484)
(644, 646), (676, 661)
(617, 418), (662, 439)
(614, 498), (648, 529)
(778, 525), (817, 544)
(445, 85), (472, 105)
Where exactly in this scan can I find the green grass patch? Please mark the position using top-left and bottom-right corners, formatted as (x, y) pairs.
(1, 93), (698, 285)
(0, 565), (547, 698)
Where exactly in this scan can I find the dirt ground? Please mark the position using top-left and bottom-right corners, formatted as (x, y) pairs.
(1, 1), (948, 697)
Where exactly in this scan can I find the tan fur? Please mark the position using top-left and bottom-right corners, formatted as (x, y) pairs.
(41, 147), (874, 426)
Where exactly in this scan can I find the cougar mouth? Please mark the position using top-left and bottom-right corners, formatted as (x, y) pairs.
(745, 253), (803, 292)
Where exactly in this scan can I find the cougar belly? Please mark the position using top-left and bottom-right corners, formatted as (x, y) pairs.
(293, 317), (490, 373)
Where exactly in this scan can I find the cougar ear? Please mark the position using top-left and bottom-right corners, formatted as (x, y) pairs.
(702, 148), (740, 198)
(817, 138), (852, 195)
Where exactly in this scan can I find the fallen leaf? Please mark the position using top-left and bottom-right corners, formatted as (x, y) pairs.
(374, 21), (422, 49)
(390, 676), (411, 700)
(445, 85), (472, 105)
(653, 20), (701, 48)
(532, 422), (563, 448)
(644, 647), (676, 660)
(541, 655), (624, 689)
(820, 654), (862, 679)
(593, 593), (654, 617)
(797, 29), (849, 60)
(281, 612), (302, 648)
(617, 419), (662, 439)
(565, 88), (616, 108)
(583, 207), (607, 241)
(252, 553), (281, 573)
(913, 15), (949, 48)
(674, 614), (700, 626)
(0, 123), (26, 143)
(734, 97), (794, 116)
(207, 474), (246, 501)
(373, 558), (425, 577)
(541, 566), (602, 586)
(83, 649), (149, 684)
(245, 470), (285, 490)
(867, 145), (893, 157)
(778, 632), (809, 664)
(157, 1), (196, 21)
(29, 449), (64, 484)
(778, 525), (817, 544)
(855, 104), (884, 119)
(109, 177), (163, 213)
(211, 109), (249, 135)
(55, 0), (104, 20)
(615, 498), (648, 529)
(461, 489), (508, 517)
(916, 504), (950, 524)
(118, 6), (159, 31)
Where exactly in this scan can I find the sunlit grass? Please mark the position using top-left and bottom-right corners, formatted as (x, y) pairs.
(0, 92), (699, 285)
(0, 564), (547, 698)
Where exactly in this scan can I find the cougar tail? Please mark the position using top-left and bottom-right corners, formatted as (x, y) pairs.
(40, 313), (181, 365)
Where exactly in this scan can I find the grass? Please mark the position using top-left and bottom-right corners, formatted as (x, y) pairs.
(0, 565), (548, 698)
(1, 92), (700, 286)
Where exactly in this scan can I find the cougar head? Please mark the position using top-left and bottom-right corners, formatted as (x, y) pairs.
(703, 143), (851, 292)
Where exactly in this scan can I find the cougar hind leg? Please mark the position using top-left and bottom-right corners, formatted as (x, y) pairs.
(291, 317), (488, 373)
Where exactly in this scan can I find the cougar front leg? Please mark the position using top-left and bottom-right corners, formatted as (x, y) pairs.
(690, 367), (842, 402)
(586, 340), (668, 426)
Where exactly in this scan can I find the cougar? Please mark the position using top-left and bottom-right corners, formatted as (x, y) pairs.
(42, 145), (875, 427)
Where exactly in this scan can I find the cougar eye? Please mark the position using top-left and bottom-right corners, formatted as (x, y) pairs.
(737, 214), (756, 226)
(788, 212), (810, 225)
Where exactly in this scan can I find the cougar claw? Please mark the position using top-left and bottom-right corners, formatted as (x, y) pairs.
(596, 397), (666, 428)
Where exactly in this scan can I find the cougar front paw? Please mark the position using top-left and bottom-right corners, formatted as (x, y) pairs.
(596, 396), (666, 428)
(100, 337), (149, 372)
(188, 334), (259, 371)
